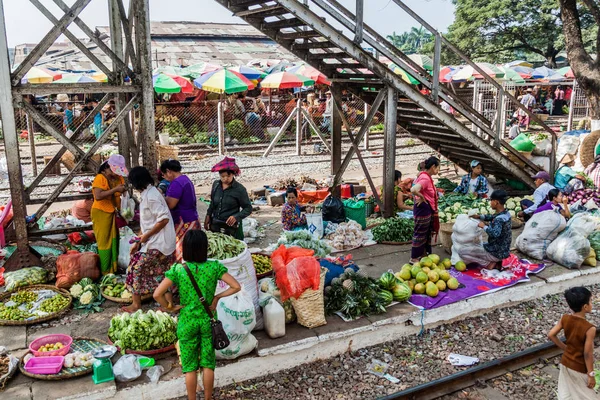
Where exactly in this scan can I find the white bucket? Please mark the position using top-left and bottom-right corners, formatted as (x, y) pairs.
(158, 133), (170, 145)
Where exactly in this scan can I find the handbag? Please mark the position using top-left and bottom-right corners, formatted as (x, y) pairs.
(182, 263), (230, 350)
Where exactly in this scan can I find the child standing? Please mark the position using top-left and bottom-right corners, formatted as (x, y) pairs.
(154, 230), (241, 400)
(548, 287), (597, 400)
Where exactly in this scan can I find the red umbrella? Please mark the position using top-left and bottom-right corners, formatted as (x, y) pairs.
(287, 65), (331, 85)
(165, 74), (194, 93)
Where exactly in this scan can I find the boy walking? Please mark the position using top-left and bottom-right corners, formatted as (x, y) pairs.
(548, 287), (597, 399)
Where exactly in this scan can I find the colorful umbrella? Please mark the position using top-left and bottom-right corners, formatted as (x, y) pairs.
(91, 72), (108, 82)
(543, 73), (566, 82)
(153, 66), (184, 76)
(497, 66), (525, 84)
(451, 63), (503, 82)
(181, 62), (221, 78)
(193, 69), (255, 94)
(286, 64), (331, 85)
(557, 66), (575, 79)
(153, 73), (191, 94)
(389, 64), (420, 85)
(505, 60), (533, 68)
(408, 54), (434, 71)
(531, 66), (556, 79)
(22, 67), (62, 84)
(53, 74), (98, 84)
(228, 65), (267, 80)
(260, 72), (315, 89)
(510, 66), (533, 78)
(265, 61), (292, 74)
(439, 66), (458, 83)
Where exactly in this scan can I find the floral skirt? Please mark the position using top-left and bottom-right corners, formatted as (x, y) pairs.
(174, 219), (200, 263)
(126, 249), (175, 295)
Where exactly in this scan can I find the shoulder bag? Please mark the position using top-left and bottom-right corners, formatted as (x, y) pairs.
(182, 263), (230, 350)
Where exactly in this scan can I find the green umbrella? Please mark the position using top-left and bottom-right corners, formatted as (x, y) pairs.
(408, 54), (434, 71)
(153, 73), (182, 93)
(389, 64), (420, 85)
(153, 66), (184, 76)
(181, 62), (221, 78)
(498, 66), (525, 83)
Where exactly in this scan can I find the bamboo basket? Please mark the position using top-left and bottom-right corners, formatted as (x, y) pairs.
(439, 222), (454, 255)
(580, 130), (600, 169)
(157, 145), (179, 163)
(0, 285), (72, 326)
(290, 269), (327, 329)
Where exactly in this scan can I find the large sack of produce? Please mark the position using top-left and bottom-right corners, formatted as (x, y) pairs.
(271, 245), (321, 302)
(546, 230), (590, 269)
(215, 289), (258, 360)
(4, 267), (48, 291)
(516, 211), (566, 260)
(556, 134), (580, 163)
(214, 239), (262, 330)
(56, 251), (100, 289)
(451, 215), (483, 264)
(566, 213), (599, 237)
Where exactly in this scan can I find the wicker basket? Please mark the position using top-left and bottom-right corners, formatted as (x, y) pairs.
(290, 268), (327, 329)
(0, 285), (72, 326)
(579, 130), (600, 169)
(439, 222), (454, 254)
(157, 145), (179, 163)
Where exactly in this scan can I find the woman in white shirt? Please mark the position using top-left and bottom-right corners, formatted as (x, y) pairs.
(123, 167), (177, 313)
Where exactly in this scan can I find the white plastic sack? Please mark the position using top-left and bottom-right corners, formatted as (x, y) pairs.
(113, 354), (142, 382)
(530, 156), (550, 172)
(516, 211), (567, 260)
(258, 277), (279, 307)
(451, 215), (483, 264)
(215, 244), (263, 330)
(566, 213), (600, 238)
(120, 192), (135, 221)
(532, 138), (552, 156)
(306, 212), (324, 240)
(556, 135), (580, 164)
(243, 218), (259, 239)
(118, 226), (136, 271)
(215, 289), (258, 360)
(547, 230), (591, 269)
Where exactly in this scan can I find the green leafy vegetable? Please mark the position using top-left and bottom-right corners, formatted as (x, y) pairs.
(372, 217), (414, 242)
(436, 178), (458, 191)
(108, 310), (177, 353)
(277, 230), (332, 257)
(325, 273), (387, 320)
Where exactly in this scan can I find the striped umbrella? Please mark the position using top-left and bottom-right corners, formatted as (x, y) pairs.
(260, 72), (315, 89)
(181, 62), (221, 78)
(531, 66), (556, 79)
(153, 73), (194, 93)
(193, 69), (255, 94)
(22, 67), (62, 84)
(408, 54), (434, 71)
(286, 64), (331, 85)
(53, 74), (98, 84)
(505, 60), (533, 68)
(452, 63), (504, 81)
(389, 64), (419, 85)
(510, 66), (533, 78)
(557, 66), (575, 79)
(228, 65), (267, 80)
(497, 66), (525, 84)
(439, 66), (458, 83)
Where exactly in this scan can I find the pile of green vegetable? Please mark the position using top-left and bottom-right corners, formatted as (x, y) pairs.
(372, 217), (414, 242)
(324, 270), (389, 320)
(589, 232), (600, 261)
(207, 232), (246, 260)
(436, 178), (458, 192)
(0, 288), (70, 321)
(108, 310), (177, 353)
(100, 274), (131, 300)
(70, 278), (104, 313)
(39, 294), (70, 313)
(277, 230), (332, 258)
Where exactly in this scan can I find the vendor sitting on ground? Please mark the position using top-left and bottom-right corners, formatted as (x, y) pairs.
(534, 189), (571, 219)
(460, 190), (512, 270)
(281, 187), (314, 231)
(454, 160), (489, 198)
(382, 170), (413, 214)
(518, 171), (555, 221)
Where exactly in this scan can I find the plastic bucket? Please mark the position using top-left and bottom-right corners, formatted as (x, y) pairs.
(159, 133), (170, 145)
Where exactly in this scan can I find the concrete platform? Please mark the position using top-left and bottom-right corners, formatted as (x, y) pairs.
(3, 242), (600, 399)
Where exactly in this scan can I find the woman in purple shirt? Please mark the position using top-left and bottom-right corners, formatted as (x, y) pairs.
(534, 189), (571, 219)
(160, 159), (199, 262)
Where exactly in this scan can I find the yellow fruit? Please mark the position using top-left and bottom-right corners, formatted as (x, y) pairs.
(429, 254), (440, 265)
(411, 265), (422, 278)
(414, 283), (426, 294)
(412, 262), (421, 268)
(415, 271), (428, 284)
(402, 263), (412, 270)
(422, 267), (431, 274)
(425, 281), (439, 297)
(447, 277), (460, 290)
(439, 270), (451, 282)
(436, 280), (447, 291)
(427, 270), (439, 283)
(406, 280), (415, 291)
(455, 261), (467, 272)
(442, 258), (452, 269)
(420, 257), (433, 268)
(399, 268), (412, 281)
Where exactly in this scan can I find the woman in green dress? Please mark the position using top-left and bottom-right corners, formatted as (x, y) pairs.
(154, 230), (240, 400)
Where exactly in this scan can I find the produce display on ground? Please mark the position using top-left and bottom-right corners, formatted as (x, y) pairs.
(436, 177), (458, 192)
(252, 254), (273, 275)
(567, 188), (600, 206)
(0, 288), (70, 322)
(99, 274), (132, 300)
(277, 230), (332, 258)
(108, 310), (177, 353)
(70, 277), (104, 312)
(438, 193), (531, 222)
(207, 231), (246, 260)
(325, 220), (369, 251)
(372, 217), (414, 243)
(3, 267), (48, 292)
(325, 269), (390, 320)
(394, 255), (460, 298)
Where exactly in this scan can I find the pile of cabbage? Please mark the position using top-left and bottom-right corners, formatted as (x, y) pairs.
(108, 310), (177, 353)
(438, 194), (533, 223)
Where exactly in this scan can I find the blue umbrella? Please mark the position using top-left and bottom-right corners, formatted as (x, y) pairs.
(531, 66), (556, 79)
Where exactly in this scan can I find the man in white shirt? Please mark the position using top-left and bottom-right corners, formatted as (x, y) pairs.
(321, 91), (333, 133)
(518, 171), (555, 221)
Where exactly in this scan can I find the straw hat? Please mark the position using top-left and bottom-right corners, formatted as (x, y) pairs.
(56, 93), (69, 102)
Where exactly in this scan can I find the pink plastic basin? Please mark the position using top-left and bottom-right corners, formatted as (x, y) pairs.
(25, 356), (64, 375)
(29, 334), (72, 357)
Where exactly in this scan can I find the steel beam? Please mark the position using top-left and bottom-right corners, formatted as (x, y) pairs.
(354, 0), (363, 44)
(432, 33), (441, 103)
(331, 85), (342, 175)
(276, 0), (534, 187)
(383, 87), (398, 218)
(14, 84), (141, 95)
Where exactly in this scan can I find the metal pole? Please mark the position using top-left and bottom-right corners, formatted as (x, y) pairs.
(296, 99), (302, 155)
(0, 0), (36, 264)
(331, 85), (342, 175)
(494, 87), (504, 148)
(363, 102), (369, 150)
(432, 33), (441, 103)
(133, 0), (156, 173)
(263, 111), (296, 158)
(218, 101), (225, 156)
(354, 0), (363, 45)
(383, 86), (398, 218)
(26, 112), (38, 176)
(567, 81), (576, 132)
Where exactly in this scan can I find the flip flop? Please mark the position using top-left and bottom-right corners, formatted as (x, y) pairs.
(120, 306), (134, 313)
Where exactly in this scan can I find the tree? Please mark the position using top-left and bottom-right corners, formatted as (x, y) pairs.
(446, 0), (594, 67)
(386, 27), (432, 54)
(560, 0), (600, 120)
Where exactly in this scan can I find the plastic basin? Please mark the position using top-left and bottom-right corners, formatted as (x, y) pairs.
(29, 334), (73, 357)
(25, 356), (64, 375)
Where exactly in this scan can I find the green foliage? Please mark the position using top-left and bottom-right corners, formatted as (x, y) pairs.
(387, 27), (433, 55)
(225, 119), (248, 140)
(369, 123), (385, 132)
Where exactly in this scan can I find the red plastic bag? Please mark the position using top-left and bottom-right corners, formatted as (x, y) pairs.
(67, 230), (96, 245)
(0, 267), (4, 286)
(55, 252), (100, 289)
(271, 245), (320, 301)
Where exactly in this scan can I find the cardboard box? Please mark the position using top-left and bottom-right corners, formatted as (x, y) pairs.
(251, 188), (266, 197)
(353, 185), (367, 195)
(267, 193), (285, 206)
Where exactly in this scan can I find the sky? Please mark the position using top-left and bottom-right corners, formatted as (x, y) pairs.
(2, 0), (456, 47)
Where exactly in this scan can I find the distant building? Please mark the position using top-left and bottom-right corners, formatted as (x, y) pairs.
(13, 42), (75, 66)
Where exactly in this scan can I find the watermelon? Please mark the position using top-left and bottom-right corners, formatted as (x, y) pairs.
(391, 282), (412, 302)
(378, 272), (397, 291)
(378, 290), (393, 306)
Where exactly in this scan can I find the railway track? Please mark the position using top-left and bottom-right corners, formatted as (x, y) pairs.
(380, 332), (599, 400)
